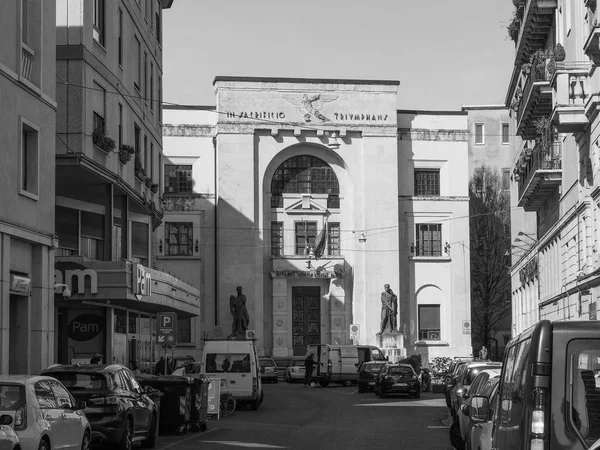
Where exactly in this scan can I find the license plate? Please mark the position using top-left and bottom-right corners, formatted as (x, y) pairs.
(369, 382), (375, 385)
(394, 383), (407, 387)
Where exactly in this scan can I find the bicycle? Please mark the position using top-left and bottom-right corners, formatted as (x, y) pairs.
(220, 392), (236, 417)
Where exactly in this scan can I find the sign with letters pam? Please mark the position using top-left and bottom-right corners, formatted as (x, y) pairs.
(157, 312), (177, 346)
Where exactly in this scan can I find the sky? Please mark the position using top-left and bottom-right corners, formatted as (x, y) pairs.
(162, 0), (516, 111)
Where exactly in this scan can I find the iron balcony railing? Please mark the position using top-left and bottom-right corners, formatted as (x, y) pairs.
(517, 141), (562, 200)
(517, 58), (551, 127)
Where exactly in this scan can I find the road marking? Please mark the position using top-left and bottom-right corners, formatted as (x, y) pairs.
(355, 398), (447, 407)
(157, 428), (218, 450)
(200, 441), (288, 448)
(428, 425), (451, 429)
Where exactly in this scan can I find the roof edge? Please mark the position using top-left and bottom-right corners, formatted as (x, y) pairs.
(213, 76), (400, 86)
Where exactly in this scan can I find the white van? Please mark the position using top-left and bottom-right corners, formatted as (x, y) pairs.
(308, 344), (387, 387)
(200, 339), (263, 409)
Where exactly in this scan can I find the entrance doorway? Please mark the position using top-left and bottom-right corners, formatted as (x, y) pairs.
(292, 286), (320, 356)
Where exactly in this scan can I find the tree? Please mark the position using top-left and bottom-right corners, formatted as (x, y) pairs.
(469, 165), (511, 358)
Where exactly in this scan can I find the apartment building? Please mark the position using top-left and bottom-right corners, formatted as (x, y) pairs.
(54, 0), (200, 369)
(505, 0), (599, 335)
(0, 0), (57, 375)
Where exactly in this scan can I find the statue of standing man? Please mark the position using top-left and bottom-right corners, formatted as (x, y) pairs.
(229, 286), (251, 338)
(380, 284), (398, 334)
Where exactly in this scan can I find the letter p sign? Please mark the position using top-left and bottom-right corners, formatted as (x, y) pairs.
(157, 312), (177, 346)
(161, 315), (172, 328)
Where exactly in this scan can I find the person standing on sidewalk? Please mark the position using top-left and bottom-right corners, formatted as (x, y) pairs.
(304, 353), (315, 387)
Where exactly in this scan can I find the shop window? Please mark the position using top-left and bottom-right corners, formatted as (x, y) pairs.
(165, 222), (193, 256)
(128, 312), (138, 334)
(295, 221), (316, 255)
(415, 223), (442, 256)
(271, 222), (283, 256)
(414, 170), (440, 196)
(177, 317), (191, 344)
(418, 305), (440, 340)
(114, 309), (127, 334)
(164, 165), (192, 193)
(327, 223), (340, 256)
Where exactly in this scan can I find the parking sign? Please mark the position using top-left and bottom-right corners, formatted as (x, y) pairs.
(157, 312), (177, 346)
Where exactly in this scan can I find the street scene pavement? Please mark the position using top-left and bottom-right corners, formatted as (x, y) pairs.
(152, 382), (452, 450)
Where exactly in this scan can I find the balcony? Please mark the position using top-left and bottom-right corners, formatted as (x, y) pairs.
(551, 61), (591, 132)
(516, 58), (553, 139)
(584, 25), (600, 64)
(516, 141), (562, 211)
(514, 0), (557, 66)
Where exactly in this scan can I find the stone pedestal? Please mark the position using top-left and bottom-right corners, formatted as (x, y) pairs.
(377, 331), (406, 362)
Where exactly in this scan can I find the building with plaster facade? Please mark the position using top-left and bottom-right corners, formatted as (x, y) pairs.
(160, 76), (473, 361)
(0, 0), (57, 375)
(506, 0), (600, 336)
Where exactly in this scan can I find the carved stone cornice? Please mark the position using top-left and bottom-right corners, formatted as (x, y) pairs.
(398, 128), (469, 142)
(162, 124), (215, 137)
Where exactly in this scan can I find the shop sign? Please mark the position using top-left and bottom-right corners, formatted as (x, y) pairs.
(519, 257), (538, 285)
(133, 264), (152, 300)
(68, 313), (104, 341)
(270, 269), (346, 278)
(54, 269), (99, 294)
(10, 274), (31, 295)
(157, 312), (177, 345)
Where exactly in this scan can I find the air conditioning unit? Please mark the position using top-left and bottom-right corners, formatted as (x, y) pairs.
(245, 330), (256, 340)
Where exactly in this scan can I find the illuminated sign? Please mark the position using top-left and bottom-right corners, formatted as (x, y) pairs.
(55, 269), (99, 295)
(134, 264), (152, 300)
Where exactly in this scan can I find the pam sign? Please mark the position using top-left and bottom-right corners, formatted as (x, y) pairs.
(68, 314), (104, 341)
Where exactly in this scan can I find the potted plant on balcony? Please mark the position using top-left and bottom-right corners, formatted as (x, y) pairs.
(134, 152), (145, 179)
(92, 128), (116, 153)
(144, 176), (152, 188)
(554, 43), (566, 62)
(150, 183), (159, 194)
(507, 10), (520, 43)
(118, 145), (135, 164)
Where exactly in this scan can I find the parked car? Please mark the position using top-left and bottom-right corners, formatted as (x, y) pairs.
(466, 378), (500, 450)
(374, 363), (420, 398)
(469, 320), (600, 450)
(444, 359), (474, 407)
(42, 364), (158, 449)
(451, 368), (501, 450)
(0, 415), (20, 450)
(259, 358), (279, 383)
(0, 375), (91, 450)
(357, 361), (386, 393)
(449, 361), (502, 420)
(283, 358), (306, 383)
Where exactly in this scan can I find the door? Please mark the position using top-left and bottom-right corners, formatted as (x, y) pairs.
(49, 380), (83, 449)
(292, 287), (320, 356)
(122, 369), (153, 438)
(34, 380), (67, 450)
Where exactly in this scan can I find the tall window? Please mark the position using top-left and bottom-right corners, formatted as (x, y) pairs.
(414, 169), (440, 196)
(178, 318), (191, 343)
(475, 123), (485, 145)
(20, 120), (39, 197)
(150, 143), (154, 179)
(271, 222), (283, 256)
(118, 103), (123, 148)
(143, 135), (148, 171)
(131, 221), (148, 265)
(327, 223), (340, 256)
(118, 9), (123, 66)
(21, 0), (29, 44)
(418, 305), (440, 340)
(150, 62), (154, 111)
(156, 0), (161, 44)
(143, 51), (148, 102)
(134, 37), (141, 92)
(81, 211), (104, 260)
(158, 76), (162, 123)
(502, 123), (509, 144)
(416, 223), (442, 256)
(93, 0), (105, 45)
(270, 155), (340, 208)
(165, 222), (193, 256)
(295, 221), (316, 255)
(164, 165), (192, 193)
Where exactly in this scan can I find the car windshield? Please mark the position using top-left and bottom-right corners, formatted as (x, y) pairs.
(260, 359), (275, 367)
(48, 372), (107, 390)
(465, 367), (489, 385)
(364, 364), (384, 373)
(0, 385), (25, 410)
(567, 339), (600, 444)
(389, 366), (413, 375)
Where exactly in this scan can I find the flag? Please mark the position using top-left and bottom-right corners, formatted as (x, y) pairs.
(314, 219), (327, 259)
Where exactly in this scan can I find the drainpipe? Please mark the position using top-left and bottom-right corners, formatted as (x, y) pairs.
(213, 136), (218, 326)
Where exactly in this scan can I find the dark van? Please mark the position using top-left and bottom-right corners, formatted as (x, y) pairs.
(470, 320), (600, 450)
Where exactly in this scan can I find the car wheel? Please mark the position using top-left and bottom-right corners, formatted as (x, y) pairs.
(38, 438), (50, 450)
(319, 380), (330, 387)
(142, 414), (157, 448)
(81, 430), (90, 450)
(449, 421), (465, 450)
(119, 418), (133, 450)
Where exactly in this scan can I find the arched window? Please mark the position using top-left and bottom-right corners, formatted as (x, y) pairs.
(270, 155), (340, 208)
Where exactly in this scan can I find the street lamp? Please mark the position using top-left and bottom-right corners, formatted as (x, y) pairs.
(54, 283), (72, 299)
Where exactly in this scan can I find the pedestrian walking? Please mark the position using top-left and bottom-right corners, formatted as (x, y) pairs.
(155, 356), (167, 375)
(304, 353), (315, 387)
(479, 346), (488, 360)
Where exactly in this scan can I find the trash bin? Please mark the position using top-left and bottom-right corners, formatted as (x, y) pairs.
(188, 375), (210, 432)
(137, 374), (193, 434)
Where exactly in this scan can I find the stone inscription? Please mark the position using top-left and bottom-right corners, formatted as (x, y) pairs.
(334, 113), (389, 122)
(226, 111), (286, 120)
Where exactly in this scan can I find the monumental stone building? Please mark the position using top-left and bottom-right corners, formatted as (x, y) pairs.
(160, 76), (473, 361)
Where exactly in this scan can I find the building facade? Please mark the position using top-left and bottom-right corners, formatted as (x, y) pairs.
(0, 0), (57, 375)
(506, 0), (599, 336)
(53, 0), (200, 369)
(160, 77), (473, 361)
